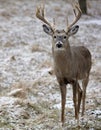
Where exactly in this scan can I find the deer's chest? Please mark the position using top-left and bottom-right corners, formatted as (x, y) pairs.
(54, 59), (72, 79)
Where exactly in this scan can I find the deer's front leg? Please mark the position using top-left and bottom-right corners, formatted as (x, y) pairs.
(77, 83), (82, 113)
(72, 81), (78, 120)
(60, 84), (67, 125)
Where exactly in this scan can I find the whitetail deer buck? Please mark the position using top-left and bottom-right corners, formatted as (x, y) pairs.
(36, 2), (92, 126)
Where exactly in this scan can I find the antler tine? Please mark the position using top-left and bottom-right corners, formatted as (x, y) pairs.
(66, 12), (69, 28)
(36, 5), (53, 28)
(53, 18), (56, 30)
(41, 5), (44, 17)
(67, 2), (82, 30)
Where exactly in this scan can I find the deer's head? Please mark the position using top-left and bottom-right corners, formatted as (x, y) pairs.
(36, 2), (82, 50)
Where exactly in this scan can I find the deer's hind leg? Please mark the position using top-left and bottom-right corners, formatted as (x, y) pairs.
(81, 76), (89, 116)
(72, 81), (79, 120)
(72, 81), (82, 126)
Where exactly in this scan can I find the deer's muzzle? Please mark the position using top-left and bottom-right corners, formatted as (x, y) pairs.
(56, 41), (63, 48)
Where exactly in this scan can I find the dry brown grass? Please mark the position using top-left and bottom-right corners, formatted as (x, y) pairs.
(31, 44), (45, 52)
(8, 81), (33, 99)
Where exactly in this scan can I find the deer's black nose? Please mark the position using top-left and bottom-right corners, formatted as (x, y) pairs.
(56, 42), (63, 48)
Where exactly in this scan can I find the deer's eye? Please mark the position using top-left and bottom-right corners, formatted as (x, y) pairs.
(64, 36), (67, 39)
(54, 36), (57, 39)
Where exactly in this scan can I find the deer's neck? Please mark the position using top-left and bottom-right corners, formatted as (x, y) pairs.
(52, 43), (72, 77)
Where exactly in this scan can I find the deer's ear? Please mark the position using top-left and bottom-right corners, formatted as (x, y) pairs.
(43, 24), (53, 36)
(68, 25), (79, 36)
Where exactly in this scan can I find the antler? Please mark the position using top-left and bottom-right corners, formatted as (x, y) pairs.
(36, 5), (54, 30)
(67, 2), (82, 30)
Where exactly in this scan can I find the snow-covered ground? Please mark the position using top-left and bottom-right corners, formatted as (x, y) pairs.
(0, 0), (101, 129)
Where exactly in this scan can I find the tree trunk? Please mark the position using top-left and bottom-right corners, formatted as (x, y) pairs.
(78, 0), (87, 14)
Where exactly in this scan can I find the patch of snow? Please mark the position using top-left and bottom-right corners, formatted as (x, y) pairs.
(0, 96), (17, 106)
(90, 110), (101, 115)
(53, 100), (73, 109)
(82, 19), (101, 25)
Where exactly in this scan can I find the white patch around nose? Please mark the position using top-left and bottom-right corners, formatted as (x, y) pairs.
(55, 41), (63, 47)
